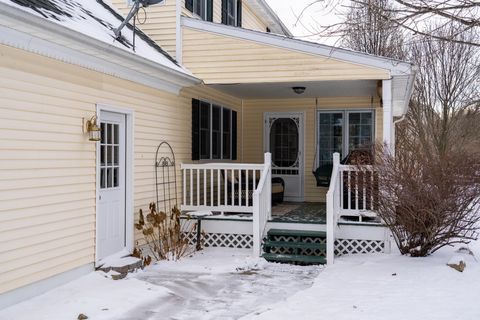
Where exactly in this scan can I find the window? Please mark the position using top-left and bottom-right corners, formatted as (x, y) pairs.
(222, 0), (242, 27)
(100, 122), (121, 189)
(317, 110), (374, 165)
(186, 0), (213, 22)
(192, 99), (237, 160)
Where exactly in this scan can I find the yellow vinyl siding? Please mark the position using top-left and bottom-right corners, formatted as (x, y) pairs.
(182, 27), (390, 84)
(242, 3), (267, 32)
(242, 97), (382, 202)
(0, 44), (240, 295)
(110, 0), (178, 58)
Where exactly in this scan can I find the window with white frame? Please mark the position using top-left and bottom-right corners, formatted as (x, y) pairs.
(192, 99), (237, 160)
(317, 110), (374, 166)
(185, 0), (213, 21)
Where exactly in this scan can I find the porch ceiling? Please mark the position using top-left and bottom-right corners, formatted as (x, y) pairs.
(210, 80), (378, 100)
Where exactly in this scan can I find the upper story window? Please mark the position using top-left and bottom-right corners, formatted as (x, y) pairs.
(186, 0), (213, 22)
(222, 0), (242, 27)
(192, 99), (237, 160)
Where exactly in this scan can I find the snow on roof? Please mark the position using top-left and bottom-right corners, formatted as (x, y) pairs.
(0, 0), (188, 74)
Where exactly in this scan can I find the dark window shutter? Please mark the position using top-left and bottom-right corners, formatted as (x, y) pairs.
(231, 110), (237, 160)
(185, 0), (193, 12)
(221, 0), (227, 24)
(236, 0), (242, 27)
(191, 99), (200, 160)
(207, 0), (213, 21)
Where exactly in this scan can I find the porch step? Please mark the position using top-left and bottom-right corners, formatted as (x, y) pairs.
(267, 228), (326, 238)
(264, 240), (326, 251)
(262, 253), (326, 265)
(263, 228), (327, 265)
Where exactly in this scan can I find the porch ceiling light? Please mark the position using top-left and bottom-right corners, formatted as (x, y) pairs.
(292, 86), (306, 94)
(84, 115), (101, 142)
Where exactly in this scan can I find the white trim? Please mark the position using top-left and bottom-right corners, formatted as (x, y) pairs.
(95, 105), (135, 266)
(175, 0), (183, 64)
(0, 264), (93, 310)
(264, 111), (305, 202)
(181, 17), (414, 76)
(0, 3), (199, 94)
(316, 109), (376, 167)
(244, 0), (292, 36)
(382, 79), (393, 149)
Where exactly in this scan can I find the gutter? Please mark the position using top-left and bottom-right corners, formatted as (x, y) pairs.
(0, 2), (200, 89)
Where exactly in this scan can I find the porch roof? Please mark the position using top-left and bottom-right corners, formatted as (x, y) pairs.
(181, 17), (416, 117)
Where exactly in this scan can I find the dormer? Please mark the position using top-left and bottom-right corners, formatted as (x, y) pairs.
(111, 0), (291, 60)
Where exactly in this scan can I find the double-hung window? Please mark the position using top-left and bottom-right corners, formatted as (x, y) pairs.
(185, 0), (213, 22)
(317, 110), (374, 166)
(192, 99), (237, 160)
(222, 0), (242, 27)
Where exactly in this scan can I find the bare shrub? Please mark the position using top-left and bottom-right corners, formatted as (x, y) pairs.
(134, 203), (196, 262)
(368, 144), (480, 257)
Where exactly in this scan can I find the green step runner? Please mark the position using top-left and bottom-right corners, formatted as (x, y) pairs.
(262, 253), (326, 265)
(267, 228), (327, 238)
(264, 240), (326, 251)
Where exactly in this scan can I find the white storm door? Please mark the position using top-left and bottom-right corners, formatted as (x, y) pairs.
(97, 111), (126, 261)
(265, 112), (304, 202)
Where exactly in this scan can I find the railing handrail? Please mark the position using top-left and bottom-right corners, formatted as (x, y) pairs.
(252, 152), (272, 257)
(181, 163), (265, 170)
(326, 152), (341, 266)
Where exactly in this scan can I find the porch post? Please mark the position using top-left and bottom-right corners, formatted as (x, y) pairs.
(382, 79), (393, 152)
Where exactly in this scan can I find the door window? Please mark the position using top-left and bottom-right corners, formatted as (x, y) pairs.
(100, 122), (120, 189)
(269, 118), (299, 168)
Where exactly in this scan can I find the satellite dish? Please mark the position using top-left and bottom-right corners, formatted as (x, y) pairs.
(114, 0), (164, 39)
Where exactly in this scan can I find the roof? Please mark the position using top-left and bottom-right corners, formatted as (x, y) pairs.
(1, 0), (183, 72)
(0, 0), (199, 92)
(244, 0), (292, 36)
(182, 17), (416, 116)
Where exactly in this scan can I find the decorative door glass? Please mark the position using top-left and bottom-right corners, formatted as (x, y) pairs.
(269, 118), (299, 174)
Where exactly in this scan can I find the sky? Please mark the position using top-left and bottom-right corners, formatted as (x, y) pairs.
(264, 0), (346, 44)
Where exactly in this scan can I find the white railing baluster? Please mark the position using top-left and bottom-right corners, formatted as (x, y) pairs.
(231, 169), (235, 206)
(355, 171), (359, 211)
(363, 171), (366, 210)
(196, 169), (200, 206)
(190, 169), (193, 206)
(347, 171), (351, 210)
(245, 169), (249, 207)
(239, 169), (242, 206)
(183, 168), (186, 206)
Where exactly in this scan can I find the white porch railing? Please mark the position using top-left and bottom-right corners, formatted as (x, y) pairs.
(326, 153), (341, 266)
(252, 153), (272, 256)
(338, 164), (377, 220)
(181, 153), (272, 256)
(327, 152), (378, 265)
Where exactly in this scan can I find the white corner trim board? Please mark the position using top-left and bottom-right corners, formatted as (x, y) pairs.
(0, 264), (94, 310)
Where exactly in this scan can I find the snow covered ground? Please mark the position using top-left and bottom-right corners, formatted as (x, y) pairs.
(0, 248), (320, 320)
(245, 241), (480, 320)
(1, 243), (479, 320)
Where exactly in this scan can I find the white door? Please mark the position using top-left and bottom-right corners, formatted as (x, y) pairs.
(265, 112), (304, 202)
(97, 111), (126, 261)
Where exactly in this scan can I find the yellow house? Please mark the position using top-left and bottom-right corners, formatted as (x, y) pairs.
(0, 0), (415, 309)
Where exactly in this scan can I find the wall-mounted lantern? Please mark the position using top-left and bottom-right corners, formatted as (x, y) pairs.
(84, 115), (101, 142)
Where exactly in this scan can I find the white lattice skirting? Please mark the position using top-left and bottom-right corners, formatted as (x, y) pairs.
(335, 238), (385, 255)
(184, 232), (253, 249)
(184, 232), (385, 255)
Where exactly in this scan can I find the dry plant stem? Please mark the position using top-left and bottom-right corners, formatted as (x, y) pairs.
(135, 203), (196, 262)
